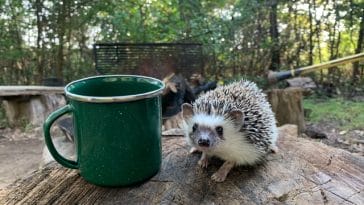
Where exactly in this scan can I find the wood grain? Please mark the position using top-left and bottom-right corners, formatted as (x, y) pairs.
(1, 125), (363, 205)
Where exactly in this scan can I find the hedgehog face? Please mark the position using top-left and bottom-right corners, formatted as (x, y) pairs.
(182, 103), (244, 151)
(186, 115), (226, 151)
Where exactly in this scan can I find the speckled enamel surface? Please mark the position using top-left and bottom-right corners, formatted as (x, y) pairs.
(44, 75), (164, 186)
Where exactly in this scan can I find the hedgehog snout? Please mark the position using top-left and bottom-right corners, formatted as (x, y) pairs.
(198, 138), (210, 147)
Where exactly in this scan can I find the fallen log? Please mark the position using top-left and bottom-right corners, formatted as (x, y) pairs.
(1, 125), (363, 204)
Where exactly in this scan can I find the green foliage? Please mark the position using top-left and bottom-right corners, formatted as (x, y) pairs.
(0, 0), (363, 88)
(304, 97), (364, 130)
(222, 75), (269, 89)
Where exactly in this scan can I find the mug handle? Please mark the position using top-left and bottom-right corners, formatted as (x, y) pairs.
(43, 104), (78, 169)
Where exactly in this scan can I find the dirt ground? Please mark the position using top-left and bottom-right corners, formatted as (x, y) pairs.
(304, 121), (363, 155)
(0, 127), (44, 189)
(0, 126), (74, 190)
(0, 120), (362, 191)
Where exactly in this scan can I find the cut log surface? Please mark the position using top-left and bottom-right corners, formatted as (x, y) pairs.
(0, 86), (64, 97)
(1, 125), (363, 205)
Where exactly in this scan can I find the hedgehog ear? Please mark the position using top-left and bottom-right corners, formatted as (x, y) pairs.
(182, 103), (194, 120)
(228, 110), (244, 128)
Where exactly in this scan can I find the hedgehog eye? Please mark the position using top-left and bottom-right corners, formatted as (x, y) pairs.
(215, 126), (223, 135)
(192, 123), (198, 132)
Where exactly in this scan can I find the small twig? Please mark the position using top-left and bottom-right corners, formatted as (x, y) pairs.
(149, 179), (174, 183)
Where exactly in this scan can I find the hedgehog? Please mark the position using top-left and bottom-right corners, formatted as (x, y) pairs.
(181, 79), (278, 182)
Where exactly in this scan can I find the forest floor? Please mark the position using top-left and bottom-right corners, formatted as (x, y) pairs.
(0, 125), (72, 189)
(0, 127), (44, 189)
(0, 97), (363, 189)
(303, 97), (364, 155)
(304, 121), (363, 155)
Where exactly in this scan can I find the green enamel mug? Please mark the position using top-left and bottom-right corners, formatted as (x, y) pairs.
(43, 75), (165, 186)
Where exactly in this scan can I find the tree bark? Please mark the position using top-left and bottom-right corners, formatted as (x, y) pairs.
(327, 1), (340, 81)
(316, 25), (324, 82)
(352, 8), (364, 82)
(269, 0), (280, 71)
(55, 1), (68, 80)
(35, 0), (45, 84)
(328, 0), (339, 61)
(308, 0), (314, 66)
(293, 4), (302, 68)
(267, 88), (305, 132)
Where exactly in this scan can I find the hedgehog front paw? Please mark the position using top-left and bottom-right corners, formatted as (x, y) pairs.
(211, 161), (235, 182)
(198, 157), (209, 168)
(211, 171), (227, 182)
(189, 147), (200, 154)
(198, 153), (209, 168)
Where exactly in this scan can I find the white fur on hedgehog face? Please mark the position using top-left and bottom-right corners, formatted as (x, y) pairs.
(183, 112), (265, 165)
(183, 113), (237, 152)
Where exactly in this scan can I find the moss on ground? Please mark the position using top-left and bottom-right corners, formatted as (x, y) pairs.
(303, 97), (364, 130)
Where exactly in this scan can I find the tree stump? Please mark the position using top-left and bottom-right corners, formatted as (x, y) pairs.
(1, 124), (363, 204)
(267, 88), (305, 132)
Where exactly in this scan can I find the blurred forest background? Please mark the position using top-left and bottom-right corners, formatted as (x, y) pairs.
(0, 0), (363, 93)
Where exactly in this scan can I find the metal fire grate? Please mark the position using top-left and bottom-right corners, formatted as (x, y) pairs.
(93, 43), (203, 79)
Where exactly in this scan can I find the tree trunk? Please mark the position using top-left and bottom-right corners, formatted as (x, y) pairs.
(328, 0), (339, 61)
(55, 1), (68, 80)
(35, 0), (44, 84)
(327, 1), (340, 82)
(293, 4), (301, 68)
(178, 0), (201, 41)
(138, 4), (147, 42)
(315, 17), (323, 82)
(9, 6), (25, 85)
(308, 0), (314, 66)
(352, 8), (364, 83)
(269, 0), (280, 71)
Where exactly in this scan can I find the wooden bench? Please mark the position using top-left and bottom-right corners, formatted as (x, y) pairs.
(0, 86), (65, 127)
(1, 125), (363, 204)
